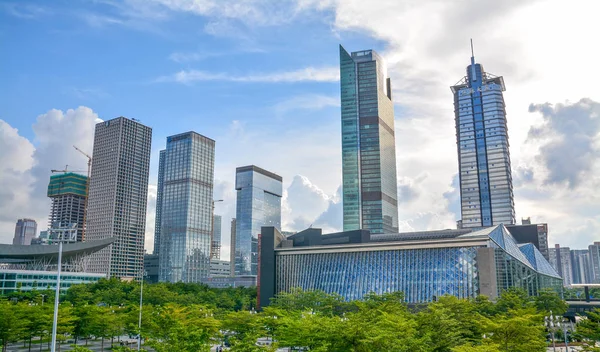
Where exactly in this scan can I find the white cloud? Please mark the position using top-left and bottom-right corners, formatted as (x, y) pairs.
(157, 66), (339, 84)
(273, 94), (339, 115)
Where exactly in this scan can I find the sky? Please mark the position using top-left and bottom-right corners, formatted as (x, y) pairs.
(1, 0), (599, 258)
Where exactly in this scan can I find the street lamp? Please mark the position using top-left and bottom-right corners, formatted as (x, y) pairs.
(545, 311), (573, 352)
(137, 270), (147, 351)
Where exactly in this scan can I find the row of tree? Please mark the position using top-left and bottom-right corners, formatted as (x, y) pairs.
(1, 279), (599, 352)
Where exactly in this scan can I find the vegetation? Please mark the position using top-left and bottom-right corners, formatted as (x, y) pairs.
(0, 280), (595, 352)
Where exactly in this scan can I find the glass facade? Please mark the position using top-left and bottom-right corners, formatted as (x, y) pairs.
(158, 132), (215, 283)
(153, 150), (166, 256)
(235, 166), (282, 276)
(211, 214), (222, 260)
(272, 225), (562, 304)
(452, 55), (515, 228)
(340, 45), (399, 234)
(0, 269), (104, 295)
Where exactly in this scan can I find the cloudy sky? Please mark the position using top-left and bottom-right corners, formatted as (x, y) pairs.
(1, 0), (599, 257)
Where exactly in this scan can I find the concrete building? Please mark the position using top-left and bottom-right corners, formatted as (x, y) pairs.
(210, 259), (230, 277)
(86, 117), (152, 279)
(234, 166), (282, 276)
(199, 276), (256, 289)
(258, 225), (561, 308)
(230, 218), (236, 276)
(549, 244), (574, 287)
(589, 242), (600, 283)
(212, 215), (222, 260)
(451, 48), (515, 228)
(505, 223), (549, 260)
(158, 132), (215, 283)
(13, 219), (37, 246)
(339, 45), (399, 234)
(47, 173), (87, 242)
(571, 250), (593, 284)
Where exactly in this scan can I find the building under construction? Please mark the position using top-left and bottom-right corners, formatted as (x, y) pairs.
(47, 173), (88, 242)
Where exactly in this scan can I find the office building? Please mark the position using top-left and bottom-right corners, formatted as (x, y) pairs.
(199, 276), (256, 289)
(144, 254), (159, 284)
(505, 223), (549, 260)
(230, 218), (236, 276)
(12, 219), (37, 246)
(589, 242), (600, 283)
(86, 117), (152, 279)
(212, 215), (222, 260)
(451, 48), (515, 228)
(47, 173), (87, 242)
(258, 224), (561, 308)
(158, 132), (215, 283)
(339, 45), (399, 234)
(210, 259), (230, 277)
(571, 250), (593, 284)
(235, 165), (282, 276)
(549, 244), (574, 286)
(154, 150), (166, 256)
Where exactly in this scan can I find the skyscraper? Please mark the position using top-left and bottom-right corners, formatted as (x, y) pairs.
(86, 117), (152, 279)
(451, 46), (515, 228)
(339, 45), (399, 234)
(235, 166), (282, 276)
(230, 218), (236, 276)
(47, 173), (87, 242)
(589, 242), (600, 283)
(212, 215), (222, 260)
(549, 244), (573, 287)
(158, 132), (215, 283)
(153, 150), (166, 256)
(571, 249), (593, 284)
(13, 219), (37, 245)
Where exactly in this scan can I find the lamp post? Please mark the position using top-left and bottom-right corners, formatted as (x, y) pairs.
(545, 311), (572, 352)
(50, 223), (76, 352)
(137, 270), (147, 351)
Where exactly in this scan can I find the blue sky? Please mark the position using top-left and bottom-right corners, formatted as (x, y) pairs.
(1, 0), (599, 254)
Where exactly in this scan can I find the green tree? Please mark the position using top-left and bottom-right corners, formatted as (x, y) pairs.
(533, 288), (568, 315)
(452, 342), (501, 352)
(495, 288), (532, 313)
(574, 308), (600, 351)
(0, 300), (26, 352)
(484, 310), (546, 352)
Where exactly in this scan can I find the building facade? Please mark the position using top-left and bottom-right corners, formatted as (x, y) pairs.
(339, 46), (399, 234)
(451, 52), (515, 228)
(210, 259), (230, 277)
(86, 117), (152, 279)
(230, 218), (236, 276)
(549, 244), (574, 287)
(571, 250), (593, 284)
(47, 173), (87, 242)
(258, 225), (561, 307)
(235, 166), (282, 276)
(589, 242), (600, 283)
(153, 150), (166, 257)
(212, 215), (222, 260)
(505, 223), (549, 260)
(158, 132), (215, 283)
(13, 219), (37, 246)
(143, 254), (159, 284)
(0, 270), (104, 295)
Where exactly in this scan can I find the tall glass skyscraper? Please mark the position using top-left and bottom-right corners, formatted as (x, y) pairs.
(339, 45), (399, 234)
(158, 132), (215, 283)
(235, 165), (282, 276)
(86, 117), (152, 279)
(451, 51), (515, 228)
(153, 150), (166, 256)
(211, 214), (222, 260)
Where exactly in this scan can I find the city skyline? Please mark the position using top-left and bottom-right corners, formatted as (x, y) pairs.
(1, 1), (600, 258)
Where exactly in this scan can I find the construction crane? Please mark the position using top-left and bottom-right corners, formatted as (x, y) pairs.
(73, 145), (92, 241)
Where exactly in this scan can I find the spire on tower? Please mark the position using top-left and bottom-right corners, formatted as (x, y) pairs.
(470, 39), (476, 81)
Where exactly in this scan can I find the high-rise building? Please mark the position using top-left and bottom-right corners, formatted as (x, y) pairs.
(153, 150), (166, 256)
(212, 215), (222, 260)
(505, 223), (549, 260)
(86, 117), (152, 279)
(230, 218), (236, 276)
(47, 173), (87, 242)
(451, 47), (515, 228)
(571, 249), (593, 284)
(589, 242), (600, 283)
(158, 132), (215, 283)
(13, 219), (37, 245)
(235, 165), (282, 276)
(549, 244), (574, 286)
(339, 45), (399, 234)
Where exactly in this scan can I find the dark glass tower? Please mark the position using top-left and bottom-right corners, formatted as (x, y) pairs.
(339, 45), (399, 234)
(451, 48), (515, 228)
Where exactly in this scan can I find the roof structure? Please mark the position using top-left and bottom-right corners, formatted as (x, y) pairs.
(0, 237), (115, 264)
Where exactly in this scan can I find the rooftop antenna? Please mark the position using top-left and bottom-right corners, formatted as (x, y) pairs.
(470, 38), (477, 82)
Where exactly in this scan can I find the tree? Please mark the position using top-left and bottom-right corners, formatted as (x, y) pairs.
(533, 288), (568, 315)
(484, 310), (546, 352)
(495, 288), (532, 313)
(574, 308), (600, 352)
(452, 342), (501, 352)
(0, 301), (26, 352)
